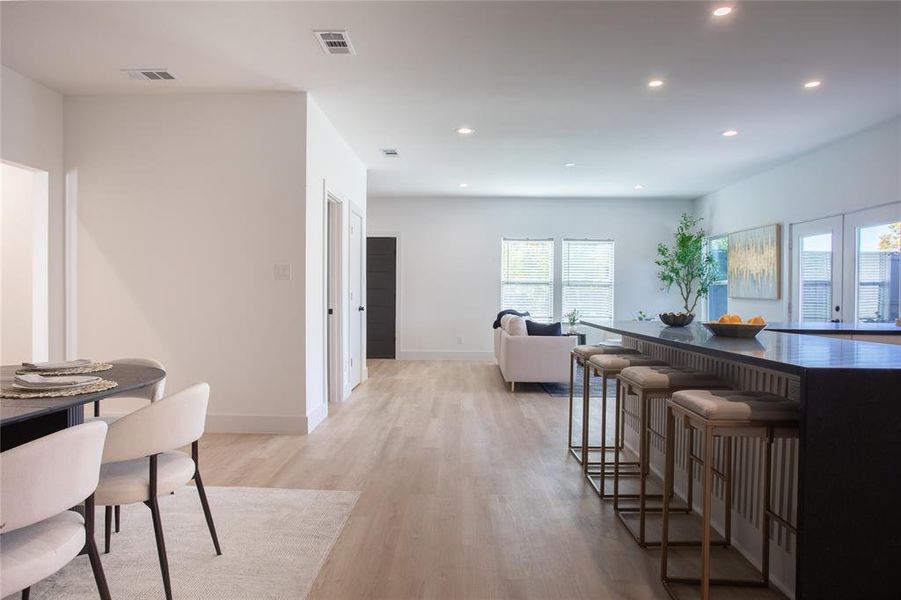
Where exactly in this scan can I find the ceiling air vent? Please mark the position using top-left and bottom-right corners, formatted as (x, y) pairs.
(123, 69), (176, 81)
(381, 148), (399, 157)
(314, 30), (355, 55)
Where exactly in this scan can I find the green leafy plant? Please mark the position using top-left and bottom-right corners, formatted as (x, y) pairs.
(655, 214), (718, 315)
(564, 309), (582, 327)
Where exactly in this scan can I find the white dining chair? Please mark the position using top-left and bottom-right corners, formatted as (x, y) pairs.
(94, 382), (220, 600)
(0, 421), (111, 600)
(92, 357), (167, 421)
(90, 357), (166, 541)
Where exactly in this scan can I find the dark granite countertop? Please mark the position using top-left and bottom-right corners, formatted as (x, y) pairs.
(766, 321), (901, 335)
(580, 320), (901, 374)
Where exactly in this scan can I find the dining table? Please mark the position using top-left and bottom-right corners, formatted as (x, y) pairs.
(0, 363), (166, 451)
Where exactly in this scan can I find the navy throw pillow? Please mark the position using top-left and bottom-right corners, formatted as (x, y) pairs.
(526, 321), (562, 336)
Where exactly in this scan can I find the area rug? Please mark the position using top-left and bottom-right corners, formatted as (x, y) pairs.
(540, 366), (611, 398)
(20, 487), (358, 600)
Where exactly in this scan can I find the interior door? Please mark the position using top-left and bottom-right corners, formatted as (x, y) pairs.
(843, 203), (901, 324)
(791, 216), (843, 322)
(366, 237), (397, 358)
(349, 210), (364, 387)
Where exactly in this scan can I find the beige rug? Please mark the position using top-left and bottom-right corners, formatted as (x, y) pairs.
(17, 487), (358, 600)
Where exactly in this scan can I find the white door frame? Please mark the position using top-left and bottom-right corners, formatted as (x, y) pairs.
(324, 192), (344, 404)
(349, 206), (365, 389)
(789, 215), (844, 322)
(842, 202), (901, 324)
(366, 231), (402, 360)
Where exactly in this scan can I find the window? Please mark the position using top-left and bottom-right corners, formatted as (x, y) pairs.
(706, 236), (728, 320)
(561, 239), (614, 322)
(501, 239), (554, 321)
(855, 221), (900, 323)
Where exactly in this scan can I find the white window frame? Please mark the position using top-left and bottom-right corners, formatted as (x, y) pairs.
(705, 234), (729, 321)
(561, 238), (615, 323)
(500, 238), (555, 322)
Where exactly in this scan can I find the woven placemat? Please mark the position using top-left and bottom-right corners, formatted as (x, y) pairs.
(15, 363), (114, 376)
(0, 379), (118, 399)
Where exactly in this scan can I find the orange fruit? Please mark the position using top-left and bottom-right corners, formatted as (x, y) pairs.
(748, 316), (766, 325)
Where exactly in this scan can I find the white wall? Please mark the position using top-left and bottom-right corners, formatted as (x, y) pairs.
(367, 196), (693, 359)
(65, 93), (310, 433)
(304, 97), (367, 430)
(0, 66), (64, 360)
(694, 117), (901, 321)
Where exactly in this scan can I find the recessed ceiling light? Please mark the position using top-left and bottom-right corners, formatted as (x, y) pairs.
(564, 162), (576, 168)
(633, 184), (644, 190)
(722, 129), (739, 137)
(648, 79), (665, 89)
(459, 182), (469, 188)
(456, 127), (474, 135)
(712, 6), (733, 17)
(804, 80), (822, 89)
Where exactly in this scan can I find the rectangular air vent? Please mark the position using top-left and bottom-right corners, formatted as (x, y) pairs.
(314, 30), (355, 55)
(381, 148), (399, 157)
(123, 69), (176, 81)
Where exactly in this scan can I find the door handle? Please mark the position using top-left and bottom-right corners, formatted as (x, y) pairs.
(358, 306), (365, 312)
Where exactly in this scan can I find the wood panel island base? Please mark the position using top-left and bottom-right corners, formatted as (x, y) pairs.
(581, 321), (901, 600)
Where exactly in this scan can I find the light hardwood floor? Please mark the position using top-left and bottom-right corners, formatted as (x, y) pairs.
(199, 360), (780, 600)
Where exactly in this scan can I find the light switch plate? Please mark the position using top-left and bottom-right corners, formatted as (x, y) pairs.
(274, 263), (292, 280)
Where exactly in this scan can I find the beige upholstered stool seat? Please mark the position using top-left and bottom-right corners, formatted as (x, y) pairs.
(619, 366), (728, 390)
(588, 354), (668, 371)
(573, 343), (640, 358)
(671, 389), (799, 421)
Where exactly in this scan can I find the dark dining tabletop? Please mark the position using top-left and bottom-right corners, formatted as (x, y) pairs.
(0, 363), (166, 427)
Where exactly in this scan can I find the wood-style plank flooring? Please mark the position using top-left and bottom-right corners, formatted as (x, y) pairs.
(199, 360), (782, 600)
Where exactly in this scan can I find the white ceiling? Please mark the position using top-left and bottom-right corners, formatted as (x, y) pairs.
(2, 1), (899, 199)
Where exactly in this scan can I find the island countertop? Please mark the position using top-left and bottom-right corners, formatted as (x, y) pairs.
(580, 320), (901, 374)
(766, 321), (901, 335)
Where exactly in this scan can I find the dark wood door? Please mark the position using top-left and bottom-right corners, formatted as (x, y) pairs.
(366, 237), (397, 359)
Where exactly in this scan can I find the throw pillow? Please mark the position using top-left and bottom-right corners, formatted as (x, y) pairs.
(526, 321), (562, 336)
(506, 315), (529, 336)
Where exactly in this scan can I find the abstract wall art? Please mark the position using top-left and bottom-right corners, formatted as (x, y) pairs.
(728, 224), (781, 299)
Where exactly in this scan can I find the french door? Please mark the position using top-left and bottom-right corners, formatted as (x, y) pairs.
(790, 203), (900, 324)
(791, 216), (844, 322)
(844, 203), (900, 324)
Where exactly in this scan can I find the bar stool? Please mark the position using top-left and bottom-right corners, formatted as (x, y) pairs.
(583, 353), (669, 497)
(567, 343), (639, 467)
(661, 389), (799, 600)
(614, 366), (731, 547)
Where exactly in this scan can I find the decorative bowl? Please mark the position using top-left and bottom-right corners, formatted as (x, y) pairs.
(659, 312), (695, 327)
(702, 321), (767, 338)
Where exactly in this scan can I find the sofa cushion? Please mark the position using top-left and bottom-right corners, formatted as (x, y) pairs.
(501, 315), (528, 336)
(493, 309), (531, 329)
(525, 321), (562, 336)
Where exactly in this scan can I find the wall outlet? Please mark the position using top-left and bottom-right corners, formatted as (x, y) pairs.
(456, 335), (464, 345)
(274, 263), (292, 280)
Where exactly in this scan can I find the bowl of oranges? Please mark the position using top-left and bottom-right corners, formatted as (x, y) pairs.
(703, 314), (767, 338)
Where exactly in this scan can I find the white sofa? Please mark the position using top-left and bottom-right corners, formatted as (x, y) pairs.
(493, 316), (576, 391)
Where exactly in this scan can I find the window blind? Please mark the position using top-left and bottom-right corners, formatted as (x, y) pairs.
(501, 239), (554, 322)
(561, 239), (614, 322)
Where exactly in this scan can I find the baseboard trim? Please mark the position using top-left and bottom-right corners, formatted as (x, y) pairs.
(396, 350), (495, 361)
(205, 413), (308, 435)
(98, 410), (324, 435)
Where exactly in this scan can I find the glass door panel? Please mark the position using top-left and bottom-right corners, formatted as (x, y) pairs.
(845, 204), (901, 324)
(791, 216), (843, 322)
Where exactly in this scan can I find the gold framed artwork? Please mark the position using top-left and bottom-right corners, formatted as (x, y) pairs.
(728, 224), (781, 299)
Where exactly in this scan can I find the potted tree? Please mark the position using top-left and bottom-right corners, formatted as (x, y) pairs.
(655, 214), (718, 326)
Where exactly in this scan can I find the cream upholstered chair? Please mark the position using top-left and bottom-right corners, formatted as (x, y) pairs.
(90, 357), (166, 542)
(92, 357), (167, 420)
(95, 383), (220, 600)
(0, 421), (110, 600)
